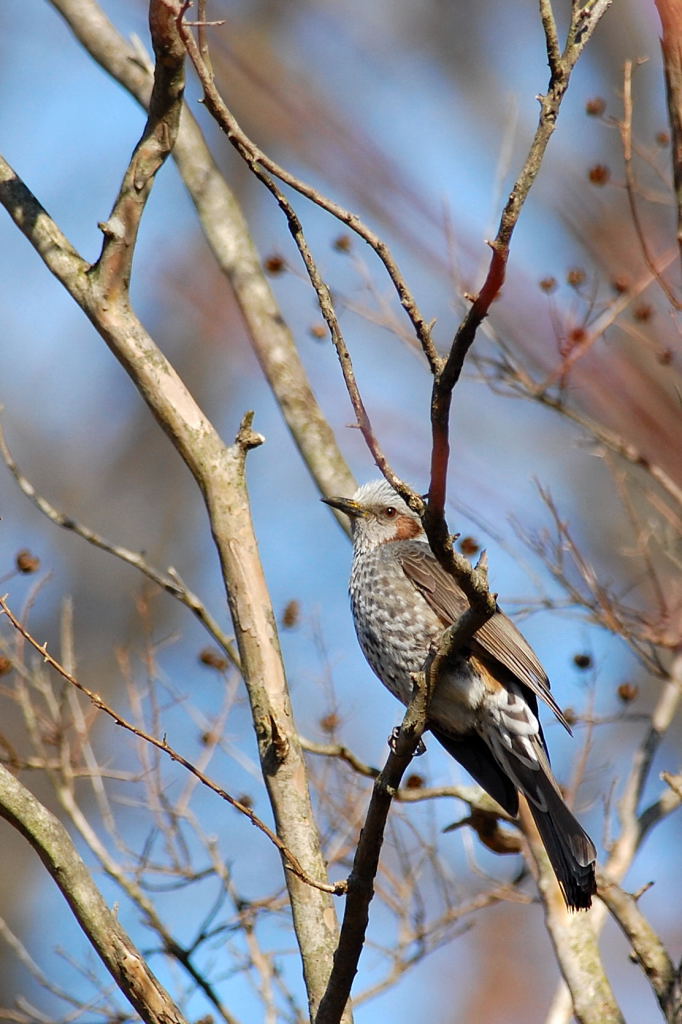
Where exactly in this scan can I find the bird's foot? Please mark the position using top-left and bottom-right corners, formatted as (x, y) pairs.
(389, 726), (426, 755)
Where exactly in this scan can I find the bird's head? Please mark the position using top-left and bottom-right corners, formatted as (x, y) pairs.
(322, 479), (424, 551)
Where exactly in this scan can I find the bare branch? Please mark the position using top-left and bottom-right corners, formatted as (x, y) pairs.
(0, 163), (90, 297)
(93, 0), (185, 299)
(546, 657), (682, 1024)
(0, 594), (342, 897)
(0, 138), (344, 1011)
(518, 809), (621, 1024)
(654, 0), (682, 268)
(540, 0), (562, 77)
(177, 7), (437, 371)
(314, 669), (432, 1024)
(177, 14), (408, 495)
(617, 59), (680, 309)
(599, 877), (681, 1021)
(426, 0), (613, 545)
(0, 418), (241, 669)
(0, 761), (189, 1024)
(50, 0), (356, 506)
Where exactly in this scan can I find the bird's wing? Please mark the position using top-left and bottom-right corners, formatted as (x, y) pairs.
(398, 544), (571, 733)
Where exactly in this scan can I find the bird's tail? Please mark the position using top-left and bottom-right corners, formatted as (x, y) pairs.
(524, 775), (597, 911)
(484, 730), (597, 910)
(433, 726), (597, 909)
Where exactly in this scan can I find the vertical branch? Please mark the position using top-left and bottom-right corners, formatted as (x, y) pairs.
(618, 59), (680, 307)
(520, 798), (624, 1024)
(545, 659), (682, 1024)
(654, 0), (682, 267)
(196, 0), (214, 81)
(425, 0), (613, 538)
(1, 5), (346, 1015)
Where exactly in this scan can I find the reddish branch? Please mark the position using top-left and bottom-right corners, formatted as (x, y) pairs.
(655, 0), (682, 268)
(426, 0), (613, 550)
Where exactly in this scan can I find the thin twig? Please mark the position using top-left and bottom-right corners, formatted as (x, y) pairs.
(177, 5), (438, 371)
(618, 59), (680, 309)
(300, 736), (505, 810)
(0, 594), (343, 898)
(425, 0), (613, 557)
(0, 417), (241, 669)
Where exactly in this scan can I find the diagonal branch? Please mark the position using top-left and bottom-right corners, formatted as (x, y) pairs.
(546, 656), (682, 1024)
(1, 7), (346, 1010)
(0, 417), (241, 669)
(177, 14), (418, 498)
(93, 0), (185, 299)
(0, 760), (189, 1024)
(177, 5), (436, 371)
(50, 0), (356, 507)
(599, 877), (681, 1022)
(314, 668), (432, 1024)
(0, 594), (342, 898)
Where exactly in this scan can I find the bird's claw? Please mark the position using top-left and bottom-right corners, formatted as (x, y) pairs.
(388, 726), (426, 756)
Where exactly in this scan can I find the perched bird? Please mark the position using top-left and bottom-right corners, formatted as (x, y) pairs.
(323, 478), (597, 910)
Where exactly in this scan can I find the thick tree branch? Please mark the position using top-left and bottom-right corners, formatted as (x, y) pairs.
(50, 0), (356, 509)
(1, 11), (345, 1014)
(520, 800), (623, 1024)
(94, 0), (185, 299)
(0, 762), (188, 1024)
(599, 877), (682, 1022)
(546, 657), (682, 1024)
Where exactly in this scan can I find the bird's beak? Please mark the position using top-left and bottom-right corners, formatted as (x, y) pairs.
(321, 495), (367, 519)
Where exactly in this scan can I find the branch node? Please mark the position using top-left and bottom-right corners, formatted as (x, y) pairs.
(98, 217), (125, 240)
(236, 411), (265, 451)
(632, 880), (654, 902)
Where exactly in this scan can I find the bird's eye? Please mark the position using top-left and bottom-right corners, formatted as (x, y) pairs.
(384, 506), (397, 518)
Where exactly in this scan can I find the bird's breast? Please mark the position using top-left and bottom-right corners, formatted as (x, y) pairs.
(349, 546), (494, 733)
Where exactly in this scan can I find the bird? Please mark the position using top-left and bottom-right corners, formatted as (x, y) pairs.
(323, 478), (597, 910)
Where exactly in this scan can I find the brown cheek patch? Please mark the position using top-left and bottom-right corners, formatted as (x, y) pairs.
(395, 515), (422, 540)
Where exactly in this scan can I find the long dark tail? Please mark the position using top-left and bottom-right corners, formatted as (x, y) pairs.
(432, 728), (597, 910)
(525, 776), (597, 910)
